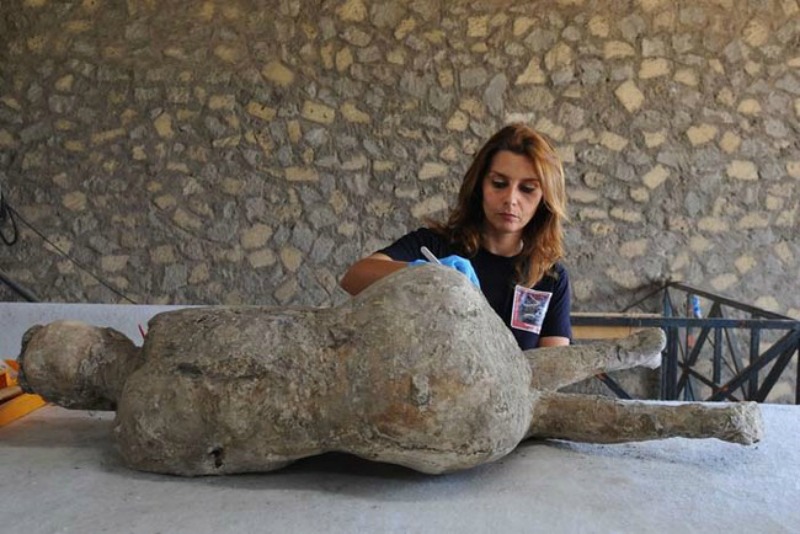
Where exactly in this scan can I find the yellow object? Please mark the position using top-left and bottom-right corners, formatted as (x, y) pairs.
(0, 385), (22, 402)
(1, 359), (20, 388)
(0, 359), (47, 426)
(0, 359), (16, 388)
(0, 393), (47, 427)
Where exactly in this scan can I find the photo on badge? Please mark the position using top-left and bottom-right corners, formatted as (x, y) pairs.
(510, 285), (553, 334)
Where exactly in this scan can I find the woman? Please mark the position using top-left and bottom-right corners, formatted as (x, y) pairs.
(340, 123), (571, 350)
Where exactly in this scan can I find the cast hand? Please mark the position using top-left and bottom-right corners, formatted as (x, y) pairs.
(409, 255), (481, 288)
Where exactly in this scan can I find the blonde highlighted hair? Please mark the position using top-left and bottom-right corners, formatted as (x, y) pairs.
(430, 123), (568, 287)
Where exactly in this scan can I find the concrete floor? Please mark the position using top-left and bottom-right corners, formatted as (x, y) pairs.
(2, 404), (798, 534)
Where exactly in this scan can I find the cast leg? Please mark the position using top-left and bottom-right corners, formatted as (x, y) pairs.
(525, 328), (665, 392)
(526, 392), (763, 445)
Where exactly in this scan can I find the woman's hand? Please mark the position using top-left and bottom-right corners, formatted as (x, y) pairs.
(410, 255), (481, 288)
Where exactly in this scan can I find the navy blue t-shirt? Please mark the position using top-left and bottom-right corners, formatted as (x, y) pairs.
(379, 228), (572, 350)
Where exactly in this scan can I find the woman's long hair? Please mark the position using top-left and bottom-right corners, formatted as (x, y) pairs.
(430, 123), (568, 287)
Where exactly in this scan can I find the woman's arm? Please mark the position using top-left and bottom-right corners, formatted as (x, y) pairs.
(538, 336), (570, 347)
(340, 253), (408, 295)
(537, 265), (572, 347)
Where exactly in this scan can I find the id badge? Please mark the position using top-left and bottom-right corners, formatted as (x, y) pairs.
(510, 285), (552, 334)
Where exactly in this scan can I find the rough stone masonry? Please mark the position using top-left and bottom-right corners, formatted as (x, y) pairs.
(0, 1), (798, 401)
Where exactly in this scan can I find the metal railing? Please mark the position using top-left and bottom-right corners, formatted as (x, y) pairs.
(572, 281), (800, 404)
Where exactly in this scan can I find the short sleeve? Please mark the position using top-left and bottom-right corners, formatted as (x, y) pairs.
(538, 264), (572, 340)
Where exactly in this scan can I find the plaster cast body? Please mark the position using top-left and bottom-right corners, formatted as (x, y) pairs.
(19, 266), (763, 476)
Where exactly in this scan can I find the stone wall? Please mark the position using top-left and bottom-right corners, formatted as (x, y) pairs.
(1, 0), (798, 320)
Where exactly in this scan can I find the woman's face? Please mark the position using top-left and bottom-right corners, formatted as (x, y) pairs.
(480, 150), (544, 238)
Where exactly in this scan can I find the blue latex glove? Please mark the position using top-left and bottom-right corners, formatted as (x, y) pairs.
(409, 255), (481, 288)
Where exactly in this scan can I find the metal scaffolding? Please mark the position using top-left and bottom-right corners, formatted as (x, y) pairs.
(573, 282), (800, 405)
